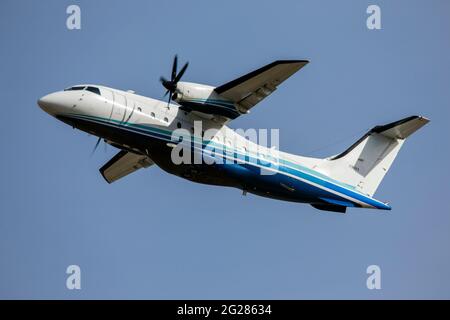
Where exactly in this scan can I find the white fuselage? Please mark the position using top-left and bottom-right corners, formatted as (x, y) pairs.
(38, 84), (391, 210)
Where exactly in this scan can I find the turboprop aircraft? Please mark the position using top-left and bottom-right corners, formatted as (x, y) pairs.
(38, 56), (429, 213)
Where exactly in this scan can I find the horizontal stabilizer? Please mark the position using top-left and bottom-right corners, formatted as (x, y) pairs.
(370, 115), (430, 140)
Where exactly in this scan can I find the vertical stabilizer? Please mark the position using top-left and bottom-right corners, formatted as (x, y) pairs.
(317, 116), (429, 197)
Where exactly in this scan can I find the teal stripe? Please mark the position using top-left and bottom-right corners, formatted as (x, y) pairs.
(188, 98), (235, 106)
(185, 98), (237, 111)
(67, 112), (357, 190)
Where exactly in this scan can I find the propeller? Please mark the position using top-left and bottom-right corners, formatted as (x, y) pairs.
(160, 55), (189, 106)
(91, 137), (102, 156)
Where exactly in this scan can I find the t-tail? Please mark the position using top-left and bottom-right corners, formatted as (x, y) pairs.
(314, 115), (430, 212)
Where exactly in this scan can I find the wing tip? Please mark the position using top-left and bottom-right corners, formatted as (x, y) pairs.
(99, 169), (113, 184)
(417, 115), (430, 123)
(98, 150), (128, 184)
(214, 59), (309, 94)
(272, 59), (310, 66)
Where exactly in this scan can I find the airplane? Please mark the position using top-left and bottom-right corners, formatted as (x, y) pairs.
(38, 56), (429, 213)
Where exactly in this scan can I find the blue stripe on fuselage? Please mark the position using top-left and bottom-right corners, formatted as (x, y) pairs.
(64, 113), (391, 210)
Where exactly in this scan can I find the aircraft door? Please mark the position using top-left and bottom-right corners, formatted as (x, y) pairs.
(112, 91), (127, 123)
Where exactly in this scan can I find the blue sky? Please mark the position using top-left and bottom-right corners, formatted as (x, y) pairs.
(0, 0), (449, 299)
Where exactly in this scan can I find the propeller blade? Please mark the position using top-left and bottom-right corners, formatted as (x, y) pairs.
(171, 55), (178, 81)
(164, 92), (172, 109)
(160, 55), (187, 99)
(163, 89), (170, 97)
(174, 62), (189, 83)
(160, 76), (168, 84)
(91, 137), (102, 156)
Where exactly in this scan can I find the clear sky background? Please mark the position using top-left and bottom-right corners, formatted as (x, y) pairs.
(0, 0), (449, 299)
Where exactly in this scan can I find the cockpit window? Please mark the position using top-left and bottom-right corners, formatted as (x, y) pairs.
(64, 86), (101, 96)
(65, 86), (85, 91)
(86, 86), (101, 95)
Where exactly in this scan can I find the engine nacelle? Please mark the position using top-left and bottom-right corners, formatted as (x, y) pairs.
(174, 82), (240, 119)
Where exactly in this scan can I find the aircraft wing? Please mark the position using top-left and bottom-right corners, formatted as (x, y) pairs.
(99, 150), (153, 184)
(214, 60), (308, 115)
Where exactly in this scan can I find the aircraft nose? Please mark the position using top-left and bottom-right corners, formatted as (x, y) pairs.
(38, 92), (64, 115)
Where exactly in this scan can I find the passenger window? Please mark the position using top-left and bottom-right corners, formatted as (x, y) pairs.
(164, 117), (169, 123)
(151, 112), (155, 118)
(138, 107), (142, 112)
